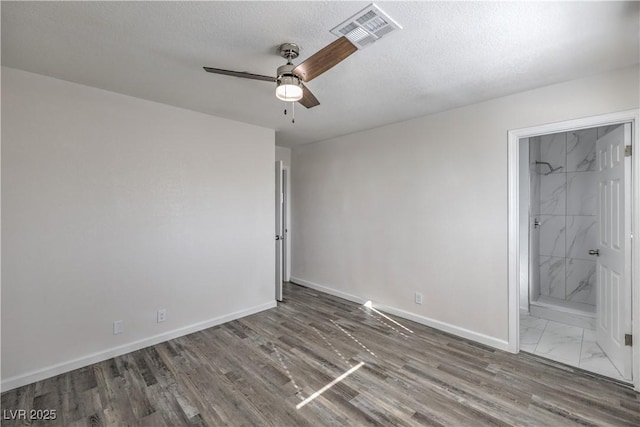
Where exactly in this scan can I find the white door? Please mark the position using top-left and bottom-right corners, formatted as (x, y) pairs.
(275, 161), (284, 301)
(596, 123), (632, 381)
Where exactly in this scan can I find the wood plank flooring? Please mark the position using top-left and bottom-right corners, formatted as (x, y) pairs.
(2, 282), (639, 426)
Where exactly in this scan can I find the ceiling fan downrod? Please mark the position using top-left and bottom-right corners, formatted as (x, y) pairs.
(279, 43), (299, 64)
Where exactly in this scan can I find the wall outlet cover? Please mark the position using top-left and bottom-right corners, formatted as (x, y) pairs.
(113, 320), (123, 335)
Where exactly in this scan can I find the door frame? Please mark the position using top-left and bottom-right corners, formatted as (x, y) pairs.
(507, 109), (640, 391)
(275, 161), (284, 301)
(283, 167), (291, 282)
(275, 163), (292, 301)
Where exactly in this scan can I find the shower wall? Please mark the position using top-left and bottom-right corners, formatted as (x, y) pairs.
(529, 140), (541, 305)
(529, 127), (610, 308)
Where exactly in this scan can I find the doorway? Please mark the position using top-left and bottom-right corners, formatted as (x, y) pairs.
(508, 110), (640, 390)
(275, 161), (290, 301)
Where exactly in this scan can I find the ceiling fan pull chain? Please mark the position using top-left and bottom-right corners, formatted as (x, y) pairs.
(292, 101), (295, 124)
(283, 82), (288, 116)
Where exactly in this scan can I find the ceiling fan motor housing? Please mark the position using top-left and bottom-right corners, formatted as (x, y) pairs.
(276, 64), (302, 92)
(277, 64), (297, 79)
(279, 43), (300, 61)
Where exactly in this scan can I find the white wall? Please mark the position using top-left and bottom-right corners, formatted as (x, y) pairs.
(275, 146), (291, 168)
(1, 67), (275, 389)
(291, 65), (639, 347)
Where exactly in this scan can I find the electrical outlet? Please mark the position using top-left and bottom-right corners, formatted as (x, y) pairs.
(415, 292), (423, 305)
(113, 320), (123, 335)
(157, 309), (167, 323)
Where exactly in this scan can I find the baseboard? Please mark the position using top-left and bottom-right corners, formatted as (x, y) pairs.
(290, 276), (509, 352)
(1, 301), (276, 392)
(290, 277), (368, 305)
(373, 303), (510, 351)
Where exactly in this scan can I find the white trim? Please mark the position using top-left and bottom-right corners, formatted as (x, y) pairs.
(290, 277), (509, 352)
(508, 123), (521, 354)
(290, 277), (368, 304)
(631, 118), (640, 393)
(373, 303), (510, 351)
(283, 167), (292, 282)
(275, 160), (284, 301)
(1, 301), (276, 392)
(507, 109), (640, 391)
(519, 138), (531, 313)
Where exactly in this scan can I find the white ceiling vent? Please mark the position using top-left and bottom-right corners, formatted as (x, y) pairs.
(330, 3), (402, 49)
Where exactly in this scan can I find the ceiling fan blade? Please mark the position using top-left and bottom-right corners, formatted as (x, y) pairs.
(203, 67), (276, 82)
(292, 36), (357, 82)
(298, 85), (320, 109)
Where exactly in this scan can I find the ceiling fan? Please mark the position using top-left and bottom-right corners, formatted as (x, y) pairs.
(203, 3), (402, 120)
(203, 36), (358, 110)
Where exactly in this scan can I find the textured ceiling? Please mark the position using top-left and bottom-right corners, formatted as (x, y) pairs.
(2, 1), (639, 146)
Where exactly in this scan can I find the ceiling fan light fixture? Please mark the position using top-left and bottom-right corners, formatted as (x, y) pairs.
(276, 75), (303, 102)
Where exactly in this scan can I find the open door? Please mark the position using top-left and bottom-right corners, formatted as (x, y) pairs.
(596, 123), (632, 381)
(275, 161), (284, 301)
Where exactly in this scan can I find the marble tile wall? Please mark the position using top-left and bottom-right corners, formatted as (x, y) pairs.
(530, 126), (617, 308)
(529, 140), (541, 301)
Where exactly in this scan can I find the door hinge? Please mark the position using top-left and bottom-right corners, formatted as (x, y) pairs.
(625, 145), (632, 157)
(625, 333), (632, 346)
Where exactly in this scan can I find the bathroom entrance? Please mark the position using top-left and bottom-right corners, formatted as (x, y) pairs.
(508, 112), (638, 387)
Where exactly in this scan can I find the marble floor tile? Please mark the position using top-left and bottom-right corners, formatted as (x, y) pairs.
(520, 315), (547, 330)
(582, 328), (597, 342)
(521, 326), (545, 347)
(580, 331), (624, 381)
(580, 329), (604, 362)
(535, 321), (583, 365)
(519, 315), (547, 353)
(520, 343), (538, 353)
(520, 314), (625, 382)
(579, 357), (624, 381)
(543, 320), (584, 337)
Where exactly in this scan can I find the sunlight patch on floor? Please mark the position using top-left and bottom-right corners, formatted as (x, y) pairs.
(312, 326), (352, 367)
(358, 307), (411, 339)
(272, 344), (304, 401)
(296, 362), (365, 409)
(363, 301), (414, 334)
(330, 319), (377, 357)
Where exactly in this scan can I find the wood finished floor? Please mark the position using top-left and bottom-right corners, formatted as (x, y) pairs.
(2, 282), (639, 426)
